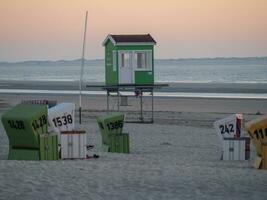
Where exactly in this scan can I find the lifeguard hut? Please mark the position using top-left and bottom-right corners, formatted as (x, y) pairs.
(102, 34), (156, 85)
(87, 34), (167, 123)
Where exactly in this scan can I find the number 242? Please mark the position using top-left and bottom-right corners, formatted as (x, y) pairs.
(219, 124), (234, 134)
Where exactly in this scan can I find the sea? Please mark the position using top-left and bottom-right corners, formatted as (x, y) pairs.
(0, 59), (267, 83)
(1, 58), (267, 98)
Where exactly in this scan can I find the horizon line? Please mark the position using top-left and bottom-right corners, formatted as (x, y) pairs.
(1, 56), (267, 64)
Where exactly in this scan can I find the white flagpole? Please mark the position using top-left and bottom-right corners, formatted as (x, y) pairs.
(79, 11), (88, 124)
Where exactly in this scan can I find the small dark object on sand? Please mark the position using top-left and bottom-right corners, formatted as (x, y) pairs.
(87, 145), (94, 150)
(86, 154), (99, 159)
(256, 110), (262, 115)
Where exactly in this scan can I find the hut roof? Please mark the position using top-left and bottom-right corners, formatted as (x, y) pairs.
(103, 34), (156, 46)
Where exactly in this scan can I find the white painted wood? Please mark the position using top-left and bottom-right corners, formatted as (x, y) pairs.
(214, 114), (243, 140)
(61, 133), (87, 159)
(223, 138), (246, 160)
(118, 50), (152, 84)
(223, 139), (231, 160)
(118, 51), (133, 84)
(233, 140), (239, 160)
(48, 103), (75, 137)
(60, 134), (68, 159)
(102, 34), (117, 46)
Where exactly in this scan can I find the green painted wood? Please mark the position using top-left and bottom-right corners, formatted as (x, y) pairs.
(1, 104), (48, 149)
(97, 113), (124, 145)
(39, 134), (59, 160)
(104, 37), (155, 85)
(116, 45), (153, 51)
(105, 40), (118, 85)
(8, 134), (58, 160)
(135, 71), (154, 84)
(102, 144), (110, 152)
(53, 135), (59, 159)
(109, 133), (130, 153)
(8, 148), (40, 160)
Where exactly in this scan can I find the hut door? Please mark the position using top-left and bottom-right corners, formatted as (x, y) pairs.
(118, 52), (133, 84)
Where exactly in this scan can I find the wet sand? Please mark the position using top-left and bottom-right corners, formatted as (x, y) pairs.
(1, 80), (267, 93)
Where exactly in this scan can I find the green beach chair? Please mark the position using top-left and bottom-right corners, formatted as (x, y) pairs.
(109, 133), (130, 153)
(1, 104), (58, 160)
(97, 113), (130, 153)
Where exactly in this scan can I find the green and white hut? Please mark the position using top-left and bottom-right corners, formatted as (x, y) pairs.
(102, 34), (156, 85)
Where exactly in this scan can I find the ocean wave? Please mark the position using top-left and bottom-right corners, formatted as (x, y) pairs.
(2, 78), (267, 84)
(0, 89), (267, 99)
(156, 80), (267, 84)
(0, 78), (78, 82)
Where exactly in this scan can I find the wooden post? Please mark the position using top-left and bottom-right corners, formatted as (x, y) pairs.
(107, 91), (110, 113)
(140, 90), (143, 122)
(152, 89), (154, 123)
(117, 90), (120, 111)
(79, 11), (88, 124)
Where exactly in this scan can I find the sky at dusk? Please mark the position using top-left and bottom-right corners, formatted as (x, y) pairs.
(0, 0), (267, 62)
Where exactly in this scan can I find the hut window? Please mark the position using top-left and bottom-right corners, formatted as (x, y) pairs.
(120, 52), (131, 68)
(135, 51), (151, 69)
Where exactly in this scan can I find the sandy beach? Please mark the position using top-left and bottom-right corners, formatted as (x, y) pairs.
(0, 81), (267, 199)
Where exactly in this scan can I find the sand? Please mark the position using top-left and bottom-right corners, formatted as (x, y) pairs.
(0, 81), (267, 199)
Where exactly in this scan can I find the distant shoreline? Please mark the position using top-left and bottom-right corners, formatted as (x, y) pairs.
(1, 56), (267, 65)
